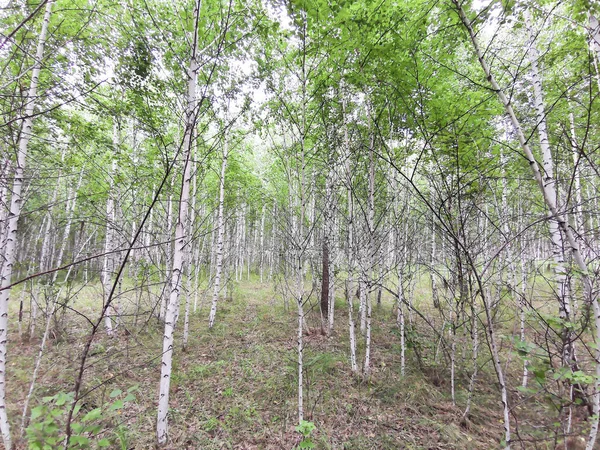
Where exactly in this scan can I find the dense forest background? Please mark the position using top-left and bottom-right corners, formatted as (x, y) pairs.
(1, 0), (600, 448)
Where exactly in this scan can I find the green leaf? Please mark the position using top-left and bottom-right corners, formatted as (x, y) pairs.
(109, 399), (124, 411)
(55, 392), (70, 406)
(68, 435), (89, 447)
(82, 408), (102, 422)
(299, 439), (315, 449)
(98, 438), (111, 447)
(30, 406), (44, 421)
(110, 389), (122, 398)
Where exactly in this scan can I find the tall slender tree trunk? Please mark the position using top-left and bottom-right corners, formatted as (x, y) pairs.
(259, 204), (266, 283)
(182, 211), (193, 351)
(321, 165), (333, 332)
(101, 123), (119, 337)
(328, 251), (335, 333)
(0, 2), (53, 447)
(320, 239), (329, 330)
(160, 181), (174, 321)
(0, 160), (11, 279)
(363, 133), (375, 377)
(156, 0), (200, 443)
(525, 11), (570, 345)
(569, 112), (585, 242)
(519, 203), (529, 388)
(268, 204), (276, 283)
(208, 134), (229, 328)
(397, 269), (406, 376)
(430, 200), (439, 309)
(343, 103), (357, 374)
(39, 150), (65, 283)
(463, 297), (479, 420)
(327, 199), (336, 334)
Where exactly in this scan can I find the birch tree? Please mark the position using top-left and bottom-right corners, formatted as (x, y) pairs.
(208, 131), (229, 328)
(156, 0), (200, 443)
(0, 2), (53, 447)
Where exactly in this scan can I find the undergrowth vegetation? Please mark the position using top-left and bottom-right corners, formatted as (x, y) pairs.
(3, 278), (543, 449)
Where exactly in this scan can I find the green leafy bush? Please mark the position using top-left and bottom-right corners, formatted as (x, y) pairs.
(26, 385), (137, 449)
(295, 420), (316, 449)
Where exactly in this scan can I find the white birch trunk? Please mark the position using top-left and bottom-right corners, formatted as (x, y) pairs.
(156, 0), (199, 442)
(450, 304), (456, 406)
(463, 301), (479, 419)
(363, 134), (375, 377)
(397, 270), (405, 377)
(182, 209), (193, 350)
(430, 208), (439, 309)
(0, 3), (53, 447)
(39, 150), (64, 277)
(193, 205), (203, 313)
(208, 135), (228, 329)
(268, 204), (276, 282)
(259, 204), (266, 283)
(183, 150), (197, 347)
(296, 249), (304, 422)
(569, 112), (585, 241)
(0, 161), (10, 278)
(101, 123), (119, 337)
(525, 11), (570, 331)
(343, 103), (358, 374)
(160, 183), (174, 321)
(359, 279), (366, 334)
(519, 205), (529, 388)
(327, 197), (336, 333)
(328, 256), (335, 333)
(346, 182), (357, 373)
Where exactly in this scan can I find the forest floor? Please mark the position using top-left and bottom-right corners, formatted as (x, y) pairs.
(5, 278), (578, 449)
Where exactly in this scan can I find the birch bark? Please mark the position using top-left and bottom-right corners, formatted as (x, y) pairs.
(182, 210), (193, 350)
(343, 105), (358, 374)
(0, 160), (10, 278)
(0, 2), (53, 446)
(160, 182), (174, 321)
(363, 134), (375, 377)
(208, 134), (228, 328)
(525, 11), (570, 340)
(259, 204), (266, 283)
(569, 112), (585, 242)
(156, 0), (200, 442)
(101, 124), (119, 336)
